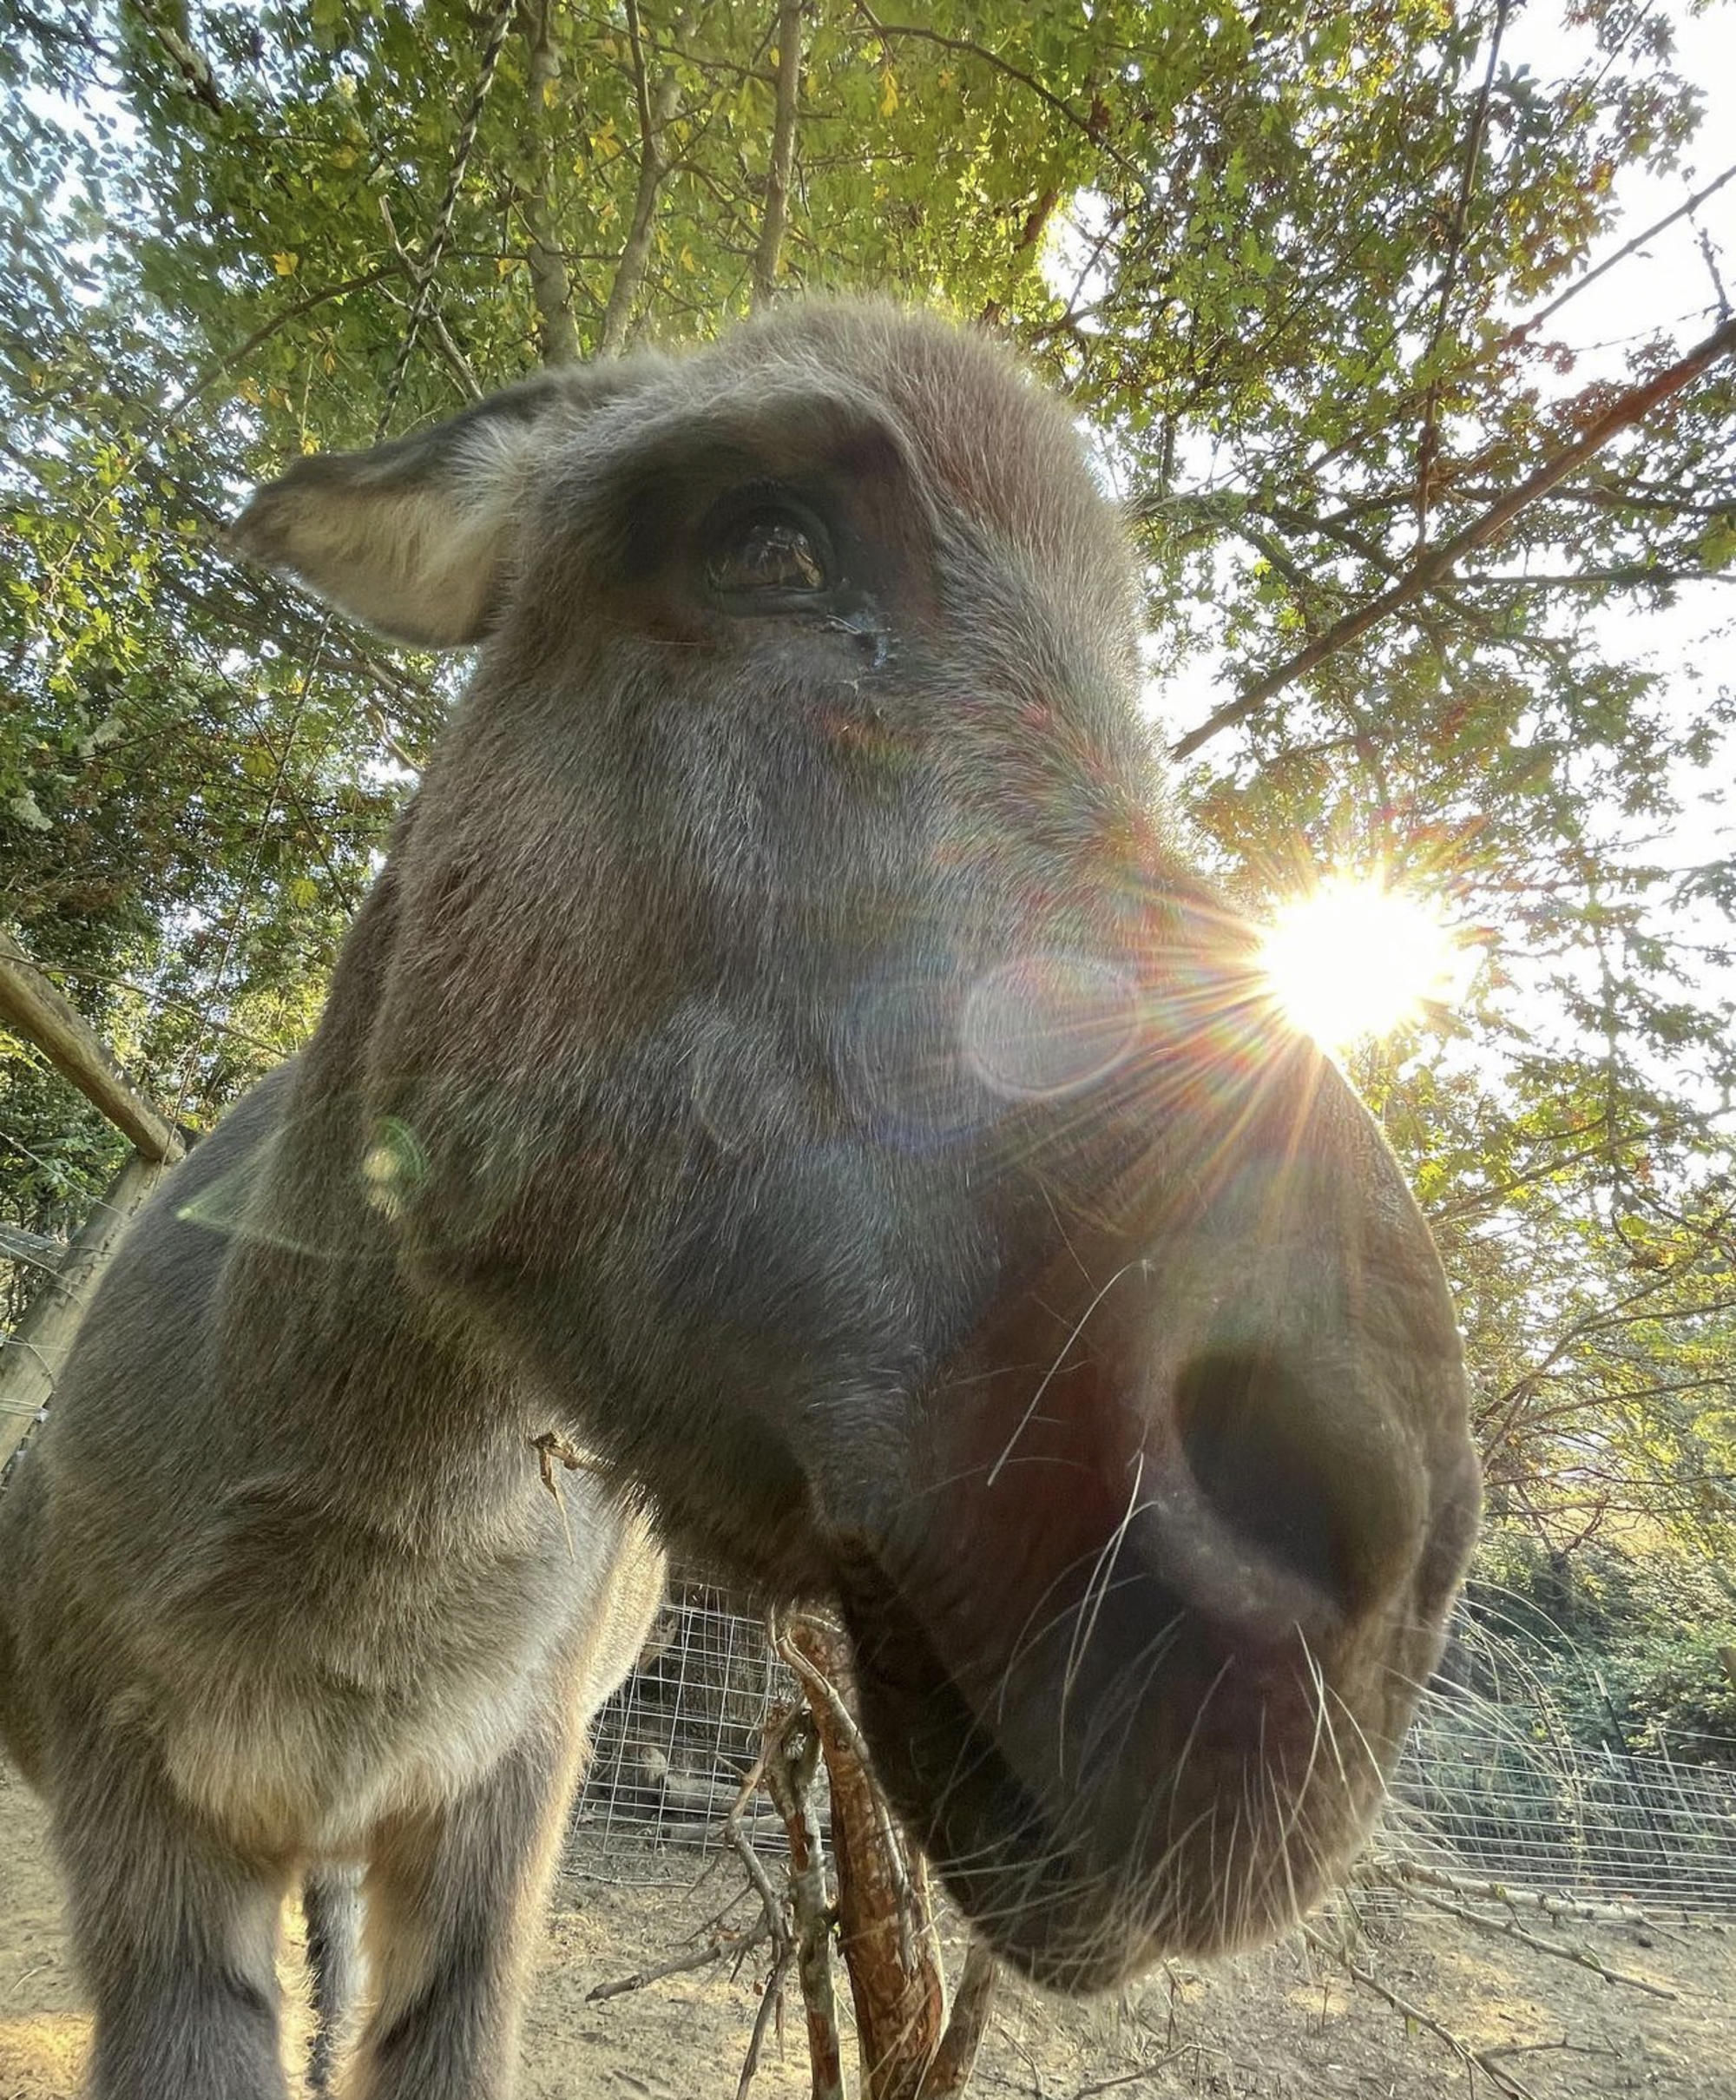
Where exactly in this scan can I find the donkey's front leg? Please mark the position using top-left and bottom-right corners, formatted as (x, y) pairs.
(52, 1735), (293, 2100)
(350, 1710), (583, 2100)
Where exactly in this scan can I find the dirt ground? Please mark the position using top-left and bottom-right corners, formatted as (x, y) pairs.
(3, 1764), (1733, 2100)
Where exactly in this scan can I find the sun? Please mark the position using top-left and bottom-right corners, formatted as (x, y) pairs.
(1258, 877), (1469, 1052)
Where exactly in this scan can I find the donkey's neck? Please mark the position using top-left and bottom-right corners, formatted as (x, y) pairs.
(214, 834), (557, 1549)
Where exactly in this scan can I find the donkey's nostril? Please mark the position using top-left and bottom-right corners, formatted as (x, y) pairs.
(1173, 1348), (1358, 1613)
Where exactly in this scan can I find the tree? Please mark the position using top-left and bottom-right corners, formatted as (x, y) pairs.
(3, 0), (1732, 1561)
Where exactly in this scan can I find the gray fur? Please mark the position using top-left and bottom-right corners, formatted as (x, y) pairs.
(0, 300), (1479, 2097)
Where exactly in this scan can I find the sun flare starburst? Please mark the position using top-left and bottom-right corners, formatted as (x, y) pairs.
(1258, 878), (1469, 1053)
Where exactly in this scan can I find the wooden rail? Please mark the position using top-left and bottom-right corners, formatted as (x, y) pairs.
(0, 932), (185, 1163)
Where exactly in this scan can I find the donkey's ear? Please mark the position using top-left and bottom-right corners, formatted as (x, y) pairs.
(229, 377), (567, 647)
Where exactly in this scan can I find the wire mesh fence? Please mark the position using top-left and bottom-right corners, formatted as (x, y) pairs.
(1391, 1697), (1736, 1912)
(570, 1591), (1736, 1914)
(573, 1584), (798, 1867)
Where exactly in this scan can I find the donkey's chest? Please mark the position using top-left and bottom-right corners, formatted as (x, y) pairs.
(138, 1485), (632, 1856)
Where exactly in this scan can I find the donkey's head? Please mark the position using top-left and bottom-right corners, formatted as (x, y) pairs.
(235, 301), (1478, 1990)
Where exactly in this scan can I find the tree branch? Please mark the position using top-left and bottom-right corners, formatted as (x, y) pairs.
(521, 0), (582, 364)
(916, 1935), (997, 2098)
(1416, 0), (1509, 546)
(379, 0), (518, 432)
(761, 1704), (845, 2100)
(378, 204), (483, 399)
(141, 0), (225, 114)
(751, 0), (804, 309)
(11, 3), (105, 51)
(598, 0), (684, 355)
(1303, 155), (1736, 487)
(1170, 310), (1736, 760)
(1505, 155), (1736, 352)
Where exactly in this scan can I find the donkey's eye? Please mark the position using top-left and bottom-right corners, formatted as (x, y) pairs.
(705, 501), (834, 605)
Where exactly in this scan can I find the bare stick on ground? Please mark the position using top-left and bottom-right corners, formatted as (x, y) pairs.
(1302, 1922), (1542, 2100)
(587, 1918), (772, 2004)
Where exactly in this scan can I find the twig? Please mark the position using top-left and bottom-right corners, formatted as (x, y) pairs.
(377, 201), (483, 402)
(1482, 2037), (1621, 2063)
(851, 7), (1150, 197)
(1506, 157), (1736, 352)
(378, 0), (517, 434)
(735, 1944), (795, 2100)
(1068, 2059), (1187, 2099)
(14, 961), (292, 1058)
(1301, 1924), (1542, 2100)
(725, 1749), (789, 1957)
(1404, 1886), (1680, 1998)
(529, 1431), (608, 1557)
(1416, 0), (1510, 546)
(1696, 221), (1730, 321)
(1301, 157), (1736, 486)
(588, 1919), (772, 2002)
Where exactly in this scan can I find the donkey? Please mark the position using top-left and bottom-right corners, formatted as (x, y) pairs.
(0, 300), (1480, 2099)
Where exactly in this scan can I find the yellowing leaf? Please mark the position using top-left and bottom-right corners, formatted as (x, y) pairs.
(272, 250), (299, 276)
(288, 877), (319, 907)
(879, 68), (898, 117)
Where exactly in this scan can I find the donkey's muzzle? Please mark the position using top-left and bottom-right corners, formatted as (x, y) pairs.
(835, 1064), (1479, 1985)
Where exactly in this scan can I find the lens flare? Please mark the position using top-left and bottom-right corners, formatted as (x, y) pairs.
(1258, 878), (1467, 1051)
